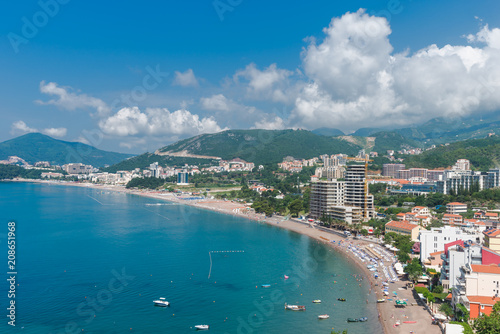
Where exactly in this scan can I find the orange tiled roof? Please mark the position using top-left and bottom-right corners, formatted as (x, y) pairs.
(483, 229), (500, 237)
(413, 206), (426, 209)
(430, 251), (444, 256)
(471, 264), (500, 274)
(447, 202), (466, 206)
(468, 296), (500, 306)
(443, 214), (462, 218)
(385, 220), (420, 231)
(485, 212), (498, 217)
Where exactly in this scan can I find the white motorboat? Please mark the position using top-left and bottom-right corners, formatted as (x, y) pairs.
(153, 297), (170, 306)
(318, 314), (329, 319)
(285, 303), (306, 311)
(195, 325), (209, 330)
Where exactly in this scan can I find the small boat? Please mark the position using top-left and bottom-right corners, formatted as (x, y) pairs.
(318, 314), (329, 319)
(284, 303), (306, 311)
(403, 321), (417, 324)
(383, 291), (389, 296)
(195, 325), (209, 330)
(358, 317), (368, 322)
(261, 284), (271, 288)
(284, 275), (289, 279)
(338, 298), (346, 302)
(153, 297), (170, 307)
(395, 320), (401, 326)
(347, 318), (359, 322)
(312, 300), (321, 303)
(377, 299), (386, 303)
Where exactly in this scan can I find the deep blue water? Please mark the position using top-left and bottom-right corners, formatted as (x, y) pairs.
(0, 182), (382, 333)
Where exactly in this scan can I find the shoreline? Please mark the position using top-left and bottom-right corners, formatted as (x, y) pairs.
(7, 179), (440, 333)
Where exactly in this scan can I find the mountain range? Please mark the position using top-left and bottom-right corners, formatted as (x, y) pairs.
(0, 133), (134, 167)
(4, 112), (500, 171)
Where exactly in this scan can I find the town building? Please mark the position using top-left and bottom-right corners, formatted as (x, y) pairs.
(309, 180), (345, 219)
(419, 226), (478, 263)
(382, 163), (405, 178)
(177, 171), (189, 185)
(442, 214), (464, 226)
(483, 229), (500, 253)
(385, 220), (424, 241)
(446, 202), (467, 215)
(344, 164), (374, 221)
(64, 163), (94, 175)
(439, 240), (482, 291)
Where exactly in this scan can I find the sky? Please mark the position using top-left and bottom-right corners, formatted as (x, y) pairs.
(1, 0), (500, 154)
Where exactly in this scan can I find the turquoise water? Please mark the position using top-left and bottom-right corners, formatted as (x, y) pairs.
(0, 182), (382, 333)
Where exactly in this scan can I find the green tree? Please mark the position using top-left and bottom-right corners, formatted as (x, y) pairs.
(288, 199), (303, 217)
(455, 303), (470, 323)
(474, 302), (500, 334)
(404, 258), (423, 282)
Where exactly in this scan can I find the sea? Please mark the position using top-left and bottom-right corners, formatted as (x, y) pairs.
(0, 182), (382, 333)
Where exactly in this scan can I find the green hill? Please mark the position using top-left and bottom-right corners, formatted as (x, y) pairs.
(157, 129), (361, 165)
(0, 133), (134, 167)
(403, 136), (500, 170)
(371, 131), (423, 153)
(311, 127), (345, 137)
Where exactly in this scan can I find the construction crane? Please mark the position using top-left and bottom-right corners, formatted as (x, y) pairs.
(345, 154), (373, 221)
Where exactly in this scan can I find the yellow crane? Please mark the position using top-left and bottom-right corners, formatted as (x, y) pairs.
(345, 154), (373, 221)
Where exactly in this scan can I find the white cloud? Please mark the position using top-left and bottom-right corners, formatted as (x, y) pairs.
(234, 63), (294, 102)
(10, 121), (67, 138)
(42, 127), (67, 138)
(253, 116), (286, 130)
(36, 81), (110, 116)
(75, 136), (90, 145)
(173, 69), (199, 87)
(11, 121), (37, 135)
(98, 107), (224, 137)
(200, 94), (230, 111)
(287, 9), (500, 130)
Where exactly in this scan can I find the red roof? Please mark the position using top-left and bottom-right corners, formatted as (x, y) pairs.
(413, 206), (426, 209)
(443, 214), (462, 218)
(483, 229), (500, 237)
(468, 296), (500, 306)
(471, 264), (500, 274)
(430, 251), (444, 256)
(447, 202), (466, 206)
(396, 213), (405, 216)
(385, 220), (420, 231)
(485, 213), (498, 217)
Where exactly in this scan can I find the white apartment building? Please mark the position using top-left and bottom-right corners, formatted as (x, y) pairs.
(453, 264), (500, 310)
(419, 226), (479, 263)
(440, 241), (482, 291)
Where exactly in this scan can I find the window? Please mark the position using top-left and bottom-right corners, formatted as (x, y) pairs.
(481, 305), (485, 309)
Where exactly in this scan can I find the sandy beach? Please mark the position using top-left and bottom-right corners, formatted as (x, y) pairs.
(15, 179), (442, 334)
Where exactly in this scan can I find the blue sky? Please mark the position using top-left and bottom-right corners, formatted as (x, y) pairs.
(1, 0), (500, 153)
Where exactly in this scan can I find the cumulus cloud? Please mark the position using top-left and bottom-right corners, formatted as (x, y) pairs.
(98, 107), (224, 137)
(42, 127), (67, 138)
(36, 81), (110, 116)
(11, 121), (37, 135)
(288, 9), (500, 130)
(173, 69), (199, 87)
(10, 121), (67, 138)
(200, 94), (230, 111)
(234, 63), (294, 103)
(253, 116), (286, 130)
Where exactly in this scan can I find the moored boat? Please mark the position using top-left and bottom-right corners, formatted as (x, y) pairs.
(261, 284), (271, 288)
(318, 314), (329, 319)
(347, 318), (359, 322)
(312, 299), (321, 303)
(358, 317), (368, 322)
(195, 325), (209, 330)
(377, 299), (386, 303)
(153, 297), (170, 307)
(284, 303), (306, 311)
(337, 298), (346, 302)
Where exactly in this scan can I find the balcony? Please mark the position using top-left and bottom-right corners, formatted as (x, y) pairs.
(441, 253), (448, 261)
